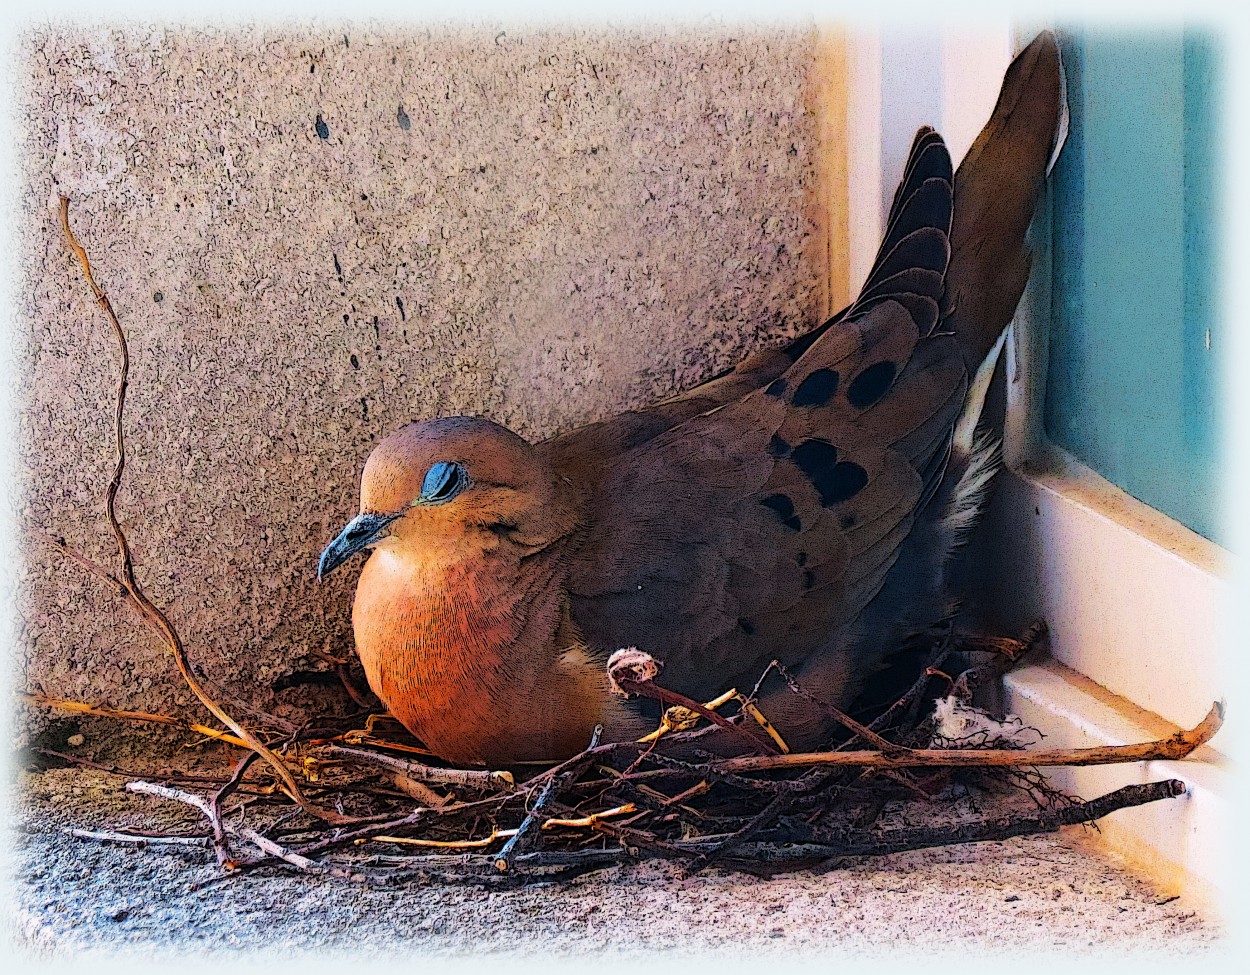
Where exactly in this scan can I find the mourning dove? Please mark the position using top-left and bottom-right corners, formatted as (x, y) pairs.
(319, 33), (1065, 765)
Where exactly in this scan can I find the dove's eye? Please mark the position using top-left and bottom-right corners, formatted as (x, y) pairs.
(417, 461), (467, 505)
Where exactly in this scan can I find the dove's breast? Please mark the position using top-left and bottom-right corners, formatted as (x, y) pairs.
(352, 544), (639, 764)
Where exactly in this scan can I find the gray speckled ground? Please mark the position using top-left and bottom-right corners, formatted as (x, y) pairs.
(6, 764), (1224, 965)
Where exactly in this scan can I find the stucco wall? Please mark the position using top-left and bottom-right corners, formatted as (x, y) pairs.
(13, 25), (825, 741)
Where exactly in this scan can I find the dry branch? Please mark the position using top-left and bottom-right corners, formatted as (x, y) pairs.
(22, 691), (253, 749)
(495, 724), (603, 873)
(65, 828), (210, 849)
(324, 745), (513, 791)
(713, 701), (1223, 774)
(58, 635), (1214, 887)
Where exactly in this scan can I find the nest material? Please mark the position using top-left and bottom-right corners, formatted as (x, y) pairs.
(36, 620), (1217, 888)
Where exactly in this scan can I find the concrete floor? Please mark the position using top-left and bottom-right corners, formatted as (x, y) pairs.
(5, 764), (1226, 968)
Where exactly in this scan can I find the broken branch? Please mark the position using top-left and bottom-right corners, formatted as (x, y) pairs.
(715, 702), (1224, 774)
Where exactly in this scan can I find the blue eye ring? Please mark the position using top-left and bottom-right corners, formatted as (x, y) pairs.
(418, 461), (467, 505)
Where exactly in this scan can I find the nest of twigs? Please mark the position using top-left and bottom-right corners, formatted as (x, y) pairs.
(22, 198), (1222, 890)
(34, 619), (1220, 889)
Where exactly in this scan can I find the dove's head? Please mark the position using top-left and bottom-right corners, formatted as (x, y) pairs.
(317, 416), (577, 579)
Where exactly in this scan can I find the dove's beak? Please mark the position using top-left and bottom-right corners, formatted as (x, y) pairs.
(318, 511), (402, 580)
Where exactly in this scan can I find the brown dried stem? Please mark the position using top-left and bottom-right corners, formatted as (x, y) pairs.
(323, 745), (514, 792)
(57, 196), (332, 820)
(21, 691), (254, 749)
(715, 701), (1224, 774)
(765, 659), (903, 753)
(30, 528), (127, 595)
(611, 675), (779, 755)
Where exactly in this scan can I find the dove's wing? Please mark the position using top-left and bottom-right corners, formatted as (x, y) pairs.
(548, 33), (1063, 711)
(558, 127), (965, 700)
(546, 31), (1063, 489)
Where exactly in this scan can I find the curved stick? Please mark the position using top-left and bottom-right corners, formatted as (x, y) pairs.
(58, 197), (343, 822)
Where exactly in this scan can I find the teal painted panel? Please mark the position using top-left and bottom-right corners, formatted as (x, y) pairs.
(1183, 34), (1219, 462)
(1045, 32), (1222, 544)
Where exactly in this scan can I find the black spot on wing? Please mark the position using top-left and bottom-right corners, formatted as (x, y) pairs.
(760, 494), (802, 531)
(765, 378), (787, 398)
(848, 361), (898, 409)
(791, 368), (840, 407)
(825, 464), (869, 505)
(738, 618), (756, 635)
(791, 439), (869, 507)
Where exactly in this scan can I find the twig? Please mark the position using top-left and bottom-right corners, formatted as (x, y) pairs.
(521, 740), (648, 792)
(955, 621), (1047, 661)
(65, 828), (209, 848)
(842, 632), (958, 747)
(372, 829), (511, 850)
(21, 692), (253, 749)
(322, 745), (514, 791)
(637, 748), (808, 794)
(209, 751), (260, 868)
(71, 778), (1189, 881)
(389, 773), (452, 808)
(29, 747), (281, 794)
(125, 779), (218, 817)
(336, 664), (374, 710)
(766, 660), (904, 752)
(347, 779), (1190, 877)
(191, 665), (301, 735)
(123, 778), (241, 868)
(58, 197), (332, 820)
(714, 701), (1224, 774)
(682, 794), (789, 877)
(30, 528), (127, 595)
(951, 620), (1047, 702)
(495, 724), (603, 873)
(234, 827), (356, 878)
(613, 675), (779, 755)
(791, 779), (1191, 857)
(353, 847), (628, 873)
(287, 809), (431, 857)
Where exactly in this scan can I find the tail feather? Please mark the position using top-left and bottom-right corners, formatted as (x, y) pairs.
(945, 31), (1067, 370)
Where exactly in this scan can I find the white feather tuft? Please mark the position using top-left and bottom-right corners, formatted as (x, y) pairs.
(940, 432), (1002, 552)
(931, 696), (1043, 749)
(953, 326), (1007, 455)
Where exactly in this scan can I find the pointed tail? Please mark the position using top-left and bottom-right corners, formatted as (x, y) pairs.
(944, 31), (1067, 371)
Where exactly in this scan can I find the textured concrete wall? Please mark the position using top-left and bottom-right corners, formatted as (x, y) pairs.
(14, 25), (824, 742)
